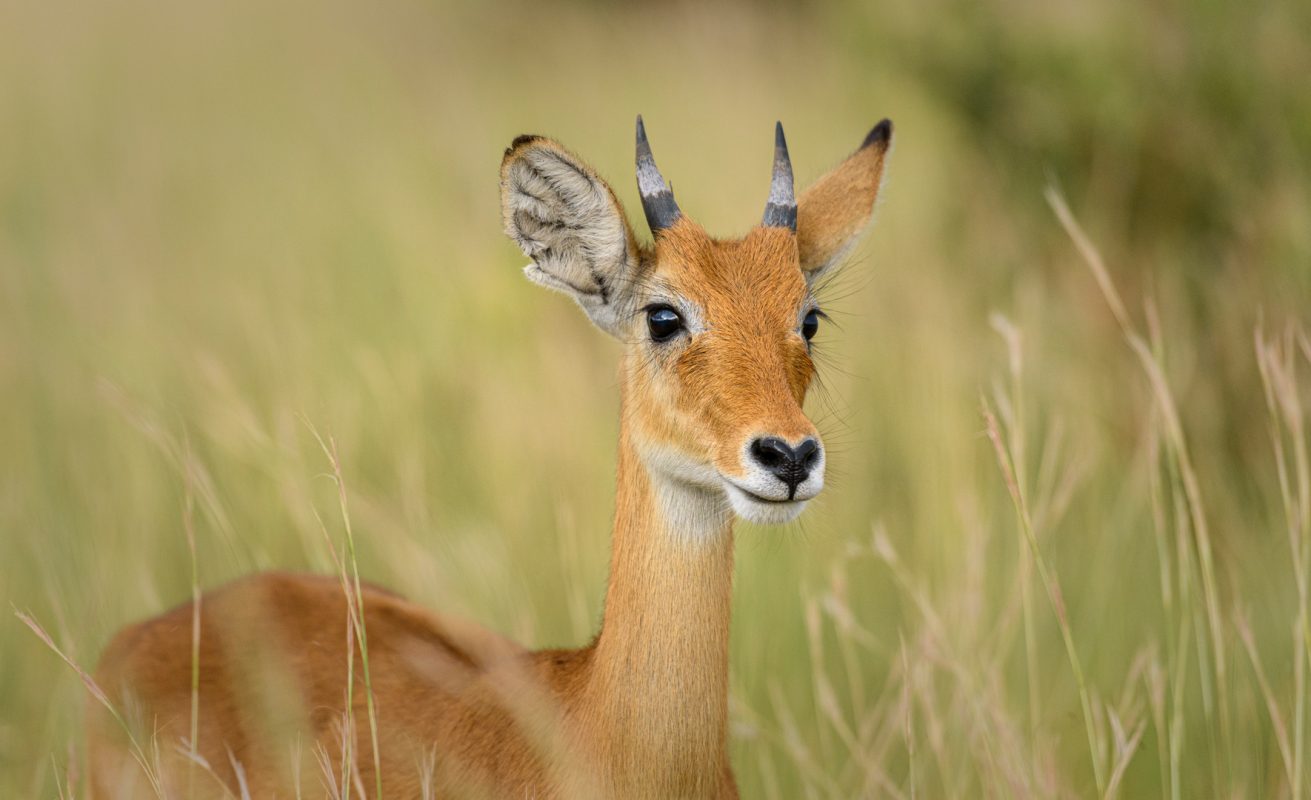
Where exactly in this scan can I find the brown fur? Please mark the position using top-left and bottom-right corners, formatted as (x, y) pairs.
(628, 221), (819, 478)
(87, 121), (891, 799)
(797, 123), (893, 278)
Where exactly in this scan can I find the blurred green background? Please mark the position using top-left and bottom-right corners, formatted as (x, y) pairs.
(2, 0), (1310, 796)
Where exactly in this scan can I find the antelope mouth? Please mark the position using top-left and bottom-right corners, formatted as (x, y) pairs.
(735, 487), (793, 504)
(722, 480), (811, 525)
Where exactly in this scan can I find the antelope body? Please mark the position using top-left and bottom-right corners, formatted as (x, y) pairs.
(88, 117), (892, 799)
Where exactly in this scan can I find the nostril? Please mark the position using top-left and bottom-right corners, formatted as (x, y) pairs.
(794, 438), (820, 470)
(750, 437), (792, 470)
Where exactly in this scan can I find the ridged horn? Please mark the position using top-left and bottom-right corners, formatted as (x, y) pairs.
(635, 115), (681, 233)
(761, 121), (797, 231)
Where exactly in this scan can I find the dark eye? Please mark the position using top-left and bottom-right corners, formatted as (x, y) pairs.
(647, 306), (683, 342)
(802, 309), (820, 341)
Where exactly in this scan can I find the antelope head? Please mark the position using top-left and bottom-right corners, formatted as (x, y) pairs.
(501, 118), (891, 526)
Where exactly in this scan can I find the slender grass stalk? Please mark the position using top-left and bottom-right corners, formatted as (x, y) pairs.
(982, 399), (1106, 795)
(1046, 186), (1232, 786)
(293, 736), (305, 800)
(900, 635), (917, 800)
(1143, 652), (1169, 800)
(307, 422), (383, 800)
(990, 313), (1043, 754)
(342, 589), (357, 799)
(226, 746), (254, 800)
(1168, 480), (1195, 800)
(14, 607), (166, 798)
(49, 753), (66, 800)
(1147, 428), (1180, 800)
(765, 681), (850, 798)
(309, 491), (362, 799)
(1103, 706), (1147, 799)
(1256, 326), (1311, 798)
(174, 745), (241, 798)
(1235, 612), (1295, 788)
(829, 562), (870, 726)
(181, 436), (203, 799)
(803, 597), (837, 765)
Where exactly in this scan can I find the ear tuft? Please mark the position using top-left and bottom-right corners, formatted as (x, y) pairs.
(506, 134), (545, 156)
(500, 136), (640, 337)
(861, 119), (893, 152)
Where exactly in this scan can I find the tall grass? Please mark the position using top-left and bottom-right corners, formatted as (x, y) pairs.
(2, 0), (1309, 795)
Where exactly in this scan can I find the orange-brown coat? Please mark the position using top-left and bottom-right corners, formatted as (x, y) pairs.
(88, 118), (891, 799)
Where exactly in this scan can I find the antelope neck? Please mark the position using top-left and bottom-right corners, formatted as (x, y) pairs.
(585, 415), (736, 781)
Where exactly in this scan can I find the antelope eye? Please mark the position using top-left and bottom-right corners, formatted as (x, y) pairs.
(802, 309), (820, 341)
(647, 306), (683, 342)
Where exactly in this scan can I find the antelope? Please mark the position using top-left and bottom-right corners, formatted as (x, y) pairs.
(87, 116), (892, 799)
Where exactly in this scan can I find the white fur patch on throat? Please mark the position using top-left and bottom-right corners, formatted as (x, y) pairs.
(640, 445), (731, 544)
(653, 477), (731, 544)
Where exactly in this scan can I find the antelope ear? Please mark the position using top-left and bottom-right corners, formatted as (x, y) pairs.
(796, 120), (893, 283)
(501, 135), (642, 338)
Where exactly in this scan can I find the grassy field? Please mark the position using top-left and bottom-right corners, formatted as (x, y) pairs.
(2, 0), (1310, 796)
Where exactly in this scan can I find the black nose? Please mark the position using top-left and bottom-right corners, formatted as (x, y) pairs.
(749, 437), (821, 499)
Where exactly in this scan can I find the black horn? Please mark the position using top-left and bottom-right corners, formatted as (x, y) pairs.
(762, 121), (797, 231)
(635, 115), (681, 233)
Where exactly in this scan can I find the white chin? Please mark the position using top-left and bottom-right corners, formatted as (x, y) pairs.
(725, 483), (808, 525)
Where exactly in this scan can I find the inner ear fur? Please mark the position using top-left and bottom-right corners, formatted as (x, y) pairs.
(796, 120), (893, 280)
(500, 135), (641, 336)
